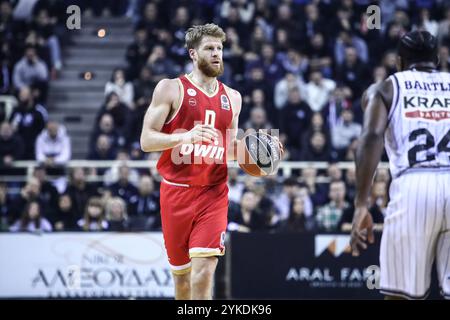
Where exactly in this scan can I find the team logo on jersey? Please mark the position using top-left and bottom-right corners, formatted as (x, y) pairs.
(403, 95), (450, 121)
(220, 94), (230, 110)
(187, 88), (197, 96)
(188, 98), (197, 106)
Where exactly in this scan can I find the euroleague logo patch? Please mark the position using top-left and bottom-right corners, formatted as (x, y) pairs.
(220, 94), (230, 110)
(187, 88), (197, 96)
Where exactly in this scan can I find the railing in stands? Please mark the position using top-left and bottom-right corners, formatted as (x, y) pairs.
(3, 160), (391, 182)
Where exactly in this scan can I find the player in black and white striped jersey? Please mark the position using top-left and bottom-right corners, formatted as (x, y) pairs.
(351, 30), (450, 300)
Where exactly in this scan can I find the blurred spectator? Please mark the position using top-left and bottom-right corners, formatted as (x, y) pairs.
(316, 180), (351, 232)
(0, 182), (11, 231)
(241, 88), (269, 124)
(279, 87), (312, 153)
(228, 190), (263, 232)
(331, 109), (362, 158)
(274, 72), (307, 111)
(126, 27), (152, 79)
(53, 193), (78, 231)
(298, 131), (333, 162)
(247, 43), (284, 86)
(300, 4), (325, 43)
(32, 165), (58, 222)
(297, 182), (315, 217)
(274, 3), (301, 44)
(437, 7), (450, 46)
(334, 30), (369, 65)
(9, 200), (52, 233)
(242, 106), (272, 131)
(65, 167), (100, 219)
(103, 151), (139, 186)
(415, 8), (439, 36)
(301, 113), (332, 157)
(335, 46), (370, 99)
(228, 167), (244, 204)
(9, 177), (44, 223)
(128, 175), (160, 231)
(30, 7), (63, 73)
(90, 113), (123, 153)
(272, 177), (299, 221)
(80, 0), (128, 17)
(339, 180), (386, 232)
(0, 122), (25, 165)
(9, 86), (47, 159)
(243, 66), (272, 102)
(301, 167), (322, 205)
(169, 6), (191, 65)
(135, 2), (163, 33)
(77, 197), (108, 231)
(88, 134), (117, 161)
(327, 163), (343, 182)
(104, 68), (134, 109)
(372, 65), (388, 84)
(105, 197), (129, 231)
(109, 164), (139, 203)
(146, 44), (180, 82)
(221, 0), (255, 25)
(279, 195), (315, 232)
(305, 33), (333, 77)
(322, 86), (352, 130)
(305, 70), (336, 112)
(12, 45), (49, 100)
(130, 141), (144, 160)
(344, 167), (357, 203)
(381, 51), (398, 76)
(35, 121), (71, 166)
(278, 48), (308, 76)
(223, 26), (245, 82)
(96, 92), (129, 136)
(127, 67), (156, 144)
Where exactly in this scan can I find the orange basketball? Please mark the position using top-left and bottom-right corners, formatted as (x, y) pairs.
(237, 132), (282, 177)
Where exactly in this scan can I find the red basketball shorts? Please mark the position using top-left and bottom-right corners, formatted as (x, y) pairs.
(160, 179), (228, 275)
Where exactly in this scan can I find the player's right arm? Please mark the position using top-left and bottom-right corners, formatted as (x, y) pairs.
(351, 79), (392, 256)
(140, 79), (218, 152)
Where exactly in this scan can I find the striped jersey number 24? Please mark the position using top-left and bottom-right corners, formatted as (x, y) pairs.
(408, 128), (450, 166)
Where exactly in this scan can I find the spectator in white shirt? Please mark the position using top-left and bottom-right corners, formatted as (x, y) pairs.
(305, 70), (336, 112)
(105, 68), (134, 109)
(273, 72), (307, 110)
(35, 121), (71, 166)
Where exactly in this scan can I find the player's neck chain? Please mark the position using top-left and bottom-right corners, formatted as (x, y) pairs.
(187, 73), (217, 94)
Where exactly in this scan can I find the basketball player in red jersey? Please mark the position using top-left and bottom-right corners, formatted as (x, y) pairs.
(140, 24), (242, 300)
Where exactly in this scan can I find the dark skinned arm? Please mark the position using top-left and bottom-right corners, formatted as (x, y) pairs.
(351, 79), (392, 256)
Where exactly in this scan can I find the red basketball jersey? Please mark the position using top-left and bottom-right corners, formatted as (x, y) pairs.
(156, 75), (234, 186)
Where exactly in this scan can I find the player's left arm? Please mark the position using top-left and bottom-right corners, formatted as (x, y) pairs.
(351, 79), (391, 256)
(224, 86), (242, 161)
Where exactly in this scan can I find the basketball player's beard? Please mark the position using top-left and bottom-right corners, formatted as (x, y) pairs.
(198, 57), (224, 78)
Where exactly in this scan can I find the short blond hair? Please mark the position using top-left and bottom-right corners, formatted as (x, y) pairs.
(185, 23), (226, 49)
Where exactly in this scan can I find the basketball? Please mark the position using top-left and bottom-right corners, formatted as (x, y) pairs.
(237, 132), (282, 177)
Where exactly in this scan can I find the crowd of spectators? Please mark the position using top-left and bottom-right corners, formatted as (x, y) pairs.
(1, 0), (450, 233)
